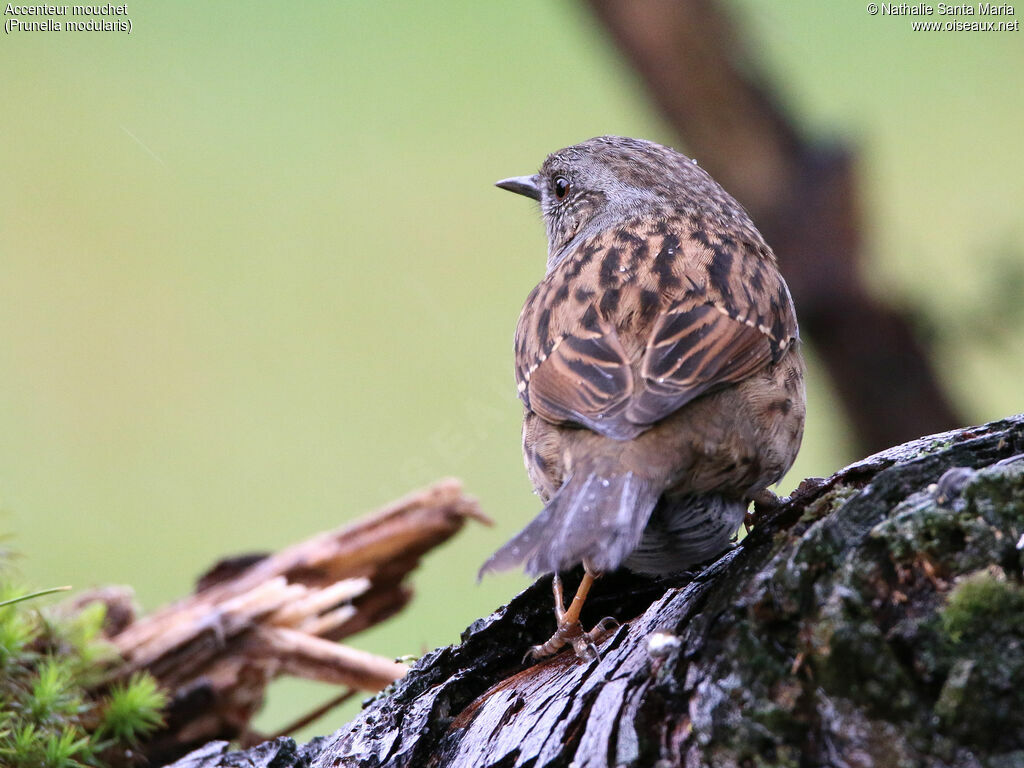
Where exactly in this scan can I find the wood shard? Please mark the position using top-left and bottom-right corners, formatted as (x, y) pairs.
(84, 477), (484, 766)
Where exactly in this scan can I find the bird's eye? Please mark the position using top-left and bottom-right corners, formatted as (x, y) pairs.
(553, 176), (570, 200)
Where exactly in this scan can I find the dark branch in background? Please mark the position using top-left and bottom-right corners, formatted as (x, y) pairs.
(583, 0), (962, 453)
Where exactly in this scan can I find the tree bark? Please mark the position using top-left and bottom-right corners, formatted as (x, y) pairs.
(167, 415), (1024, 768)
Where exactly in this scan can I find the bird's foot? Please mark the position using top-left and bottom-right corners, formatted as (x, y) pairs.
(524, 616), (618, 662)
(524, 572), (617, 662)
(745, 489), (785, 532)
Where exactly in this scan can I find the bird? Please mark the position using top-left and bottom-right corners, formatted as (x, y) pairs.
(480, 136), (806, 661)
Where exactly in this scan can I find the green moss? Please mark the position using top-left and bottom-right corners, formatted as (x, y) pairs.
(0, 579), (167, 768)
(98, 675), (166, 745)
(872, 492), (967, 564)
(921, 437), (956, 456)
(941, 570), (1024, 643)
(798, 486), (859, 525)
(875, 462), (1024, 574)
(927, 570), (1024, 748)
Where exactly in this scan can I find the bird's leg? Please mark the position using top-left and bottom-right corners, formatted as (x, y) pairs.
(552, 571), (566, 622)
(525, 567), (617, 662)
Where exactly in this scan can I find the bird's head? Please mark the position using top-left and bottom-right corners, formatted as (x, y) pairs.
(496, 136), (731, 271)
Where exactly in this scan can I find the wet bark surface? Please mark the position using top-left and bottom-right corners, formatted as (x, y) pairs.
(169, 415), (1024, 768)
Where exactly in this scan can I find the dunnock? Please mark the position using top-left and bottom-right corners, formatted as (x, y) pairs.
(482, 136), (805, 660)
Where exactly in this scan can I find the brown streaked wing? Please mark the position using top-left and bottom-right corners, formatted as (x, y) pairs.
(524, 307), (637, 438)
(627, 218), (800, 427)
(515, 221), (798, 440)
(626, 296), (776, 426)
(513, 232), (644, 440)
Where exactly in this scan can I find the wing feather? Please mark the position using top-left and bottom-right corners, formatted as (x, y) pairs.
(515, 217), (797, 440)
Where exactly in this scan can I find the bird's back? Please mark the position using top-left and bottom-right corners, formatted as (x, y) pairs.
(485, 136), (805, 580)
(515, 208), (798, 441)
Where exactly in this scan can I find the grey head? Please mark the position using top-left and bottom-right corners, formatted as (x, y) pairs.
(496, 136), (748, 272)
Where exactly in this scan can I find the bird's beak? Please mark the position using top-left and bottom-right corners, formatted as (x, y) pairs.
(495, 175), (541, 201)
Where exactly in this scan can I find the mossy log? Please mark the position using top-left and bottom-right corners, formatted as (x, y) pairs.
(169, 415), (1024, 768)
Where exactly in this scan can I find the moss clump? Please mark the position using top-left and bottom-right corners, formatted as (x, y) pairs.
(941, 569), (1024, 642)
(797, 485), (859, 526)
(0, 581), (166, 767)
(931, 570), (1024, 749)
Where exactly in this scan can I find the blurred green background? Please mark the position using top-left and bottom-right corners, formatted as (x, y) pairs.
(1, 0), (1021, 741)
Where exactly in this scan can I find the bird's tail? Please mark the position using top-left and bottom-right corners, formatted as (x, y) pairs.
(479, 468), (661, 579)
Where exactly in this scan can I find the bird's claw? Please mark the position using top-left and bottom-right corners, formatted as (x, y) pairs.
(525, 615), (619, 663)
(571, 634), (600, 662)
(571, 616), (618, 660)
